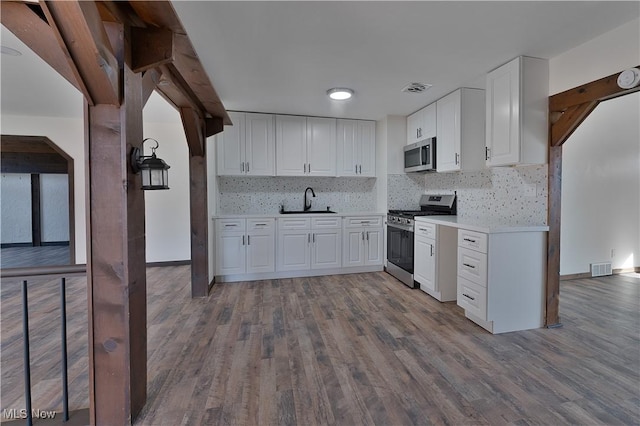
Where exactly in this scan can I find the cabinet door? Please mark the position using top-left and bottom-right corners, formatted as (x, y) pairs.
(343, 229), (364, 267)
(436, 90), (461, 172)
(414, 235), (435, 292)
(486, 58), (520, 166)
(407, 110), (422, 145)
(336, 119), (358, 176)
(276, 115), (307, 175)
(311, 230), (342, 269)
(364, 228), (383, 265)
(307, 117), (337, 176)
(277, 229), (311, 271)
(358, 121), (376, 177)
(421, 103), (437, 139)
(216, 111), (245, 176)
(246, 231), (275, 273)
(216, 232), (246, 275)
(245, 113), (275, 176)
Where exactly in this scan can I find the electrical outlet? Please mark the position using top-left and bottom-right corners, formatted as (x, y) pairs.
(523, 184), (536, 197)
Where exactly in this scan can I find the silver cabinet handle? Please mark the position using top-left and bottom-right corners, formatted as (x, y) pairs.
(246, 162), (249, 173)
(308, 163), (311, 173)
(241, 162), (245, 172)
(358, 165), (362, 174)
(485, 147), (490, 160)
(313, 233), (315, 243)
(308, 233), (311, 243)
(362, 231), (365, 241)
(355, 164), (358, 174)
(242, 235), (245, 245)
(463, 263), (475, 269)
(455, 153), (459, 165)
(255, 223), (267, 226)
(366, 231), (369, 241)
(247, 235), (250, 245)
(463, 238), (476, 243)
(463, 293), (475, 301)
(225, 224), (237, 227)
(430, 244), (433, 256)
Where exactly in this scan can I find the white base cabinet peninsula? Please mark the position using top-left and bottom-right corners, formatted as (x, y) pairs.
(413, 221), (457, 301)
(214, 213), (384, 283)
(415, 216), (548, 333)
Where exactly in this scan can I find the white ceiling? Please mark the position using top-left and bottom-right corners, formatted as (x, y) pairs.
(1, 1), (639, 122)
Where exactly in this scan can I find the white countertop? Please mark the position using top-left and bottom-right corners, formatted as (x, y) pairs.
(415, 215), (549, 234)
(214, 211), (386, 219)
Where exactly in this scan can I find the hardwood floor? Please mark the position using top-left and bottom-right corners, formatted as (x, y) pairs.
(1, 268), (638, 425)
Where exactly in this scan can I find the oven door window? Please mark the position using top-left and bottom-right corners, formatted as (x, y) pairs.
(404, 147), (423, 168)
(387, 226), (414, 273)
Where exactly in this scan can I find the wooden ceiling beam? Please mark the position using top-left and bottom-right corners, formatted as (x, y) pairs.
(131, 27), (174, 73)
(179, 107), (205, 157)
(206, 117), (224, 138)
(550, 101), (599, 147)
(156, 63), (206, 113)
(550, 65), (640, 112)
(0, 1), (85, 95)
(41, 0), (120, 105)
(141, 69), (161, 107)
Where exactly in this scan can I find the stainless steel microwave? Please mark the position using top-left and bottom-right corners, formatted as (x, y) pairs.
(404, 137), (436, 172)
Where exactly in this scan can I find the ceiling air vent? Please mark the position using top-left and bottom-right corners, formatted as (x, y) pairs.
(402, 82), (432, 94)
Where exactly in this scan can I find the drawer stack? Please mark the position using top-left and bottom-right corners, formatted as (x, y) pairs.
(457, 229), (488, 320)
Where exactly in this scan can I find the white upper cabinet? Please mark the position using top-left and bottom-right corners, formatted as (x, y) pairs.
(276, 115), (337, 176)
(407, 103), (436, 145)
(217, 112), (275, 176)
(336, 119), (376, 177)
(436, 88), (485, 172)
(485, 56), (548, 167)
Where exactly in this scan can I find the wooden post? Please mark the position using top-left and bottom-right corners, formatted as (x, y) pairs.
(85, 53), (147, 426)
(189, 153), (209, 297)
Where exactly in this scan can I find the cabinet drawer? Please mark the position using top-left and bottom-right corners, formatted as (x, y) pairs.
(248, 218), (274, 231)
(278, 217), (311, 230)
(458, 247), (487, 287)
(312, 217), (341, 229)
(217, 218), (246, 233)
(457, 276), (487, 320)
(344, 216), (382, 228)
(458, 229), (488, 253)
(415, 222), (436, 238)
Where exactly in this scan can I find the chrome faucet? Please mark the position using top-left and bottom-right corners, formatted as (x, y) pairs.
(304, 187), (316, 211)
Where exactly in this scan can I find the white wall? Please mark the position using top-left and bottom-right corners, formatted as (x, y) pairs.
(40, 173), (70, 242)
(550, 18), (640, 274)
(0, 173), (32, 243)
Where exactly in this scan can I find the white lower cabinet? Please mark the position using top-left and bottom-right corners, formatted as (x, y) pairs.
(455, 227), (546, 334)
(215, 218), (275, 276)
(342, 216), (383, 267)
(277, 216), (342, 272)
(413, 220), (457, 301)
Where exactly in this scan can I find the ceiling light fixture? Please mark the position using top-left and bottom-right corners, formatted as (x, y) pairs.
(327, 88), (354, 100)
(1, 46), (22, 56)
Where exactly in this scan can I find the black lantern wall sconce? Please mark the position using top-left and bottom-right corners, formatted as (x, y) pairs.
(131, 138), (171, 190)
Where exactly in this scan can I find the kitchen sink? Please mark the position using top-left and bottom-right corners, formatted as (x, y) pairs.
(279, 210), (337, 214)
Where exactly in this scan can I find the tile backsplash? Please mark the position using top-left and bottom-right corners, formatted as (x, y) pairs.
(389, 164), (548, 224)
(217, 176), (377, 214)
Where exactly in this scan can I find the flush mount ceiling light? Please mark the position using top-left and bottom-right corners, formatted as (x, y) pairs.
(402, 82), (432, 94)
(327, 88), (354, 100)
(1, 46), (22, 56)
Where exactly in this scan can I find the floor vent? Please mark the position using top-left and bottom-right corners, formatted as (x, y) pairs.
(591, 262), (612, 277)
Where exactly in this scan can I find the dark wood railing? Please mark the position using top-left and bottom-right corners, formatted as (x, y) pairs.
(1, 265), (86, 425)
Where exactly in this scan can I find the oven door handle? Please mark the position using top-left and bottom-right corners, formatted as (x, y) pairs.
(387, 222), (413, 233)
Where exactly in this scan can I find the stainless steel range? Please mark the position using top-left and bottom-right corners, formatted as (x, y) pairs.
(386, 194), (456, 288)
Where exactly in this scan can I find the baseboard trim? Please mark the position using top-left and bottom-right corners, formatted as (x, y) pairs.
(146, 260), (191, 267)
(1, 242), (33, 248)
(41, 241), (70, 247)
(560, 266), (640, 281)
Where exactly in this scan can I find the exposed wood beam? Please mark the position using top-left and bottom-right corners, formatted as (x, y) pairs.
(141, 69), (161, 107)
(41, 0), (120, 105)
(550, 101), (598, 147)
(180, 107), (205, 157)
(96, 1), (147, 28)
(549, 65), (640, 112)
(131, 27), (174, 73)
(155, 63), (205, 113)
(1, 2), (85, 94)
(206, 117), (225, 138)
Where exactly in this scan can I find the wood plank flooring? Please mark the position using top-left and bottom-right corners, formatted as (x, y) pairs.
(1, 269), (639, 425)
